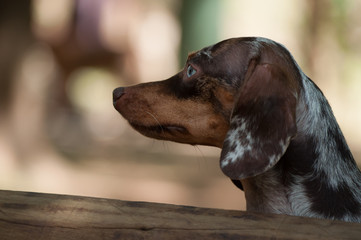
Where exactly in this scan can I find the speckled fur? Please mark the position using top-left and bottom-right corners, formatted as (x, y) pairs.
(113, 37), (361, 223)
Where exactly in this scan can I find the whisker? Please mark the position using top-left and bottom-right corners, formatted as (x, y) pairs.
(193, 145), (207, 171)
(162, 141), (170, 153)
(145, 111), (164, 134)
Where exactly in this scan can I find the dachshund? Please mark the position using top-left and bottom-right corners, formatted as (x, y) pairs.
(113, 37), (361, 222)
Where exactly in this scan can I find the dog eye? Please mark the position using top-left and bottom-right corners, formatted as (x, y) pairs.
(186, 65), (197, 78)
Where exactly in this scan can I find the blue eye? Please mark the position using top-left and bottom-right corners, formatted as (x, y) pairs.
(186, 65), (197, 78)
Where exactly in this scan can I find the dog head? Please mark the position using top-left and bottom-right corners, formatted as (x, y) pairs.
(113, 37), (299, 179)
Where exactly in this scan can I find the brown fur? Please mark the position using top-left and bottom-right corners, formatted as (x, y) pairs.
(113, 37), (361, 222)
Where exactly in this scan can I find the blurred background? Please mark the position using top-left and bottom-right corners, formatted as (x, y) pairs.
(0, 0), (360, 211)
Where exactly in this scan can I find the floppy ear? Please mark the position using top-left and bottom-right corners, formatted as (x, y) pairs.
(220, 63), (297, 180)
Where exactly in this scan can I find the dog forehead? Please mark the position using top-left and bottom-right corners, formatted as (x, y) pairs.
(197, 44), (216, 59)
(199, 40), (236, 57)
(188, 39), (239, 61)
(187, 47), (214, 61)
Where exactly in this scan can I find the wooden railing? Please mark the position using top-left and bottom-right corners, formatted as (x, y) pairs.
(0, 190), (360, 239)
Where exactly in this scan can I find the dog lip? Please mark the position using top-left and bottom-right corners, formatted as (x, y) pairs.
(163, 125), (189, 135)
(130, 122), (188, 135)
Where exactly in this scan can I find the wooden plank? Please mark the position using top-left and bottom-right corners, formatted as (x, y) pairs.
(0, 190), (360, 240)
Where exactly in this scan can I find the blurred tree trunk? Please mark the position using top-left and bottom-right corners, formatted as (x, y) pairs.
(302, 0), (328, 77)
(0, 1), (34, 113)
(180, 0), (220, 65)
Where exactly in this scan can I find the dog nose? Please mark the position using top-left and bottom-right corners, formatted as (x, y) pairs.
(113, 87), (125, 104)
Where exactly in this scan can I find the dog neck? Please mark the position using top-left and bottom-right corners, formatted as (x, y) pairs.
(241, 76), (361, 222)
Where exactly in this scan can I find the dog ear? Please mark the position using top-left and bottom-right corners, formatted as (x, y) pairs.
(220, 62), (297, 180)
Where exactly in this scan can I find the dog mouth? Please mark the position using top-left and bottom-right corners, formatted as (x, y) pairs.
(130, 122), (189, 136)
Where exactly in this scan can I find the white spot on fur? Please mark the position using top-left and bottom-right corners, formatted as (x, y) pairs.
(197, 46), (214, 59)
(202, 50), (213, 59)
(222, 117), (256, 169)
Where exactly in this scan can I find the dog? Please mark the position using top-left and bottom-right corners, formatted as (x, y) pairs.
(113, 37), (361, 223)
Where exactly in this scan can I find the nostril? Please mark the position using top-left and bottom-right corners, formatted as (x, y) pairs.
(113, 87), (125, 103)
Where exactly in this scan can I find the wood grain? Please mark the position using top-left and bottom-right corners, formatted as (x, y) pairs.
(0, 190), (360, 239)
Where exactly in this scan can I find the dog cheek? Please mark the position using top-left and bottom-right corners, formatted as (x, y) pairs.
(208, 119), (221, 130)
(213, 86), (236, 115)
(208, 117), (228, 132)
(203, 116), (229, 146)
